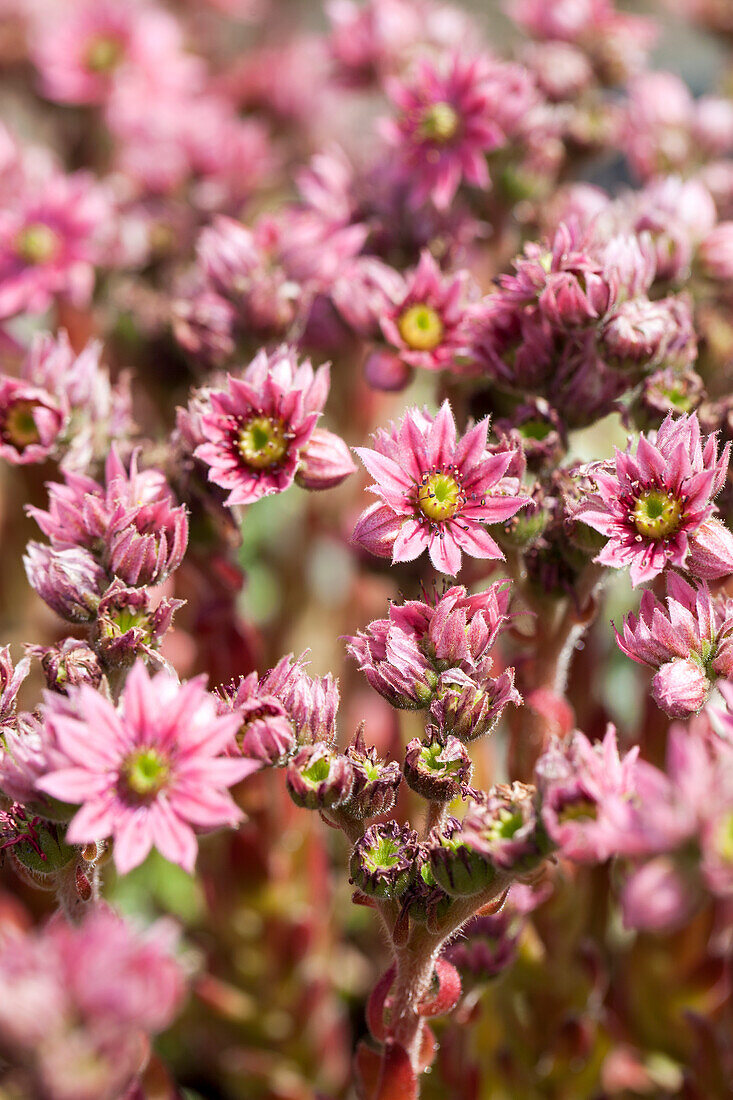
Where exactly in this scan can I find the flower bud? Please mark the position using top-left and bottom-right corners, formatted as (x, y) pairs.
(350, 821), (420, 899)
(27, 640), (103, 694)
(363, 349), (414, 392)
(431, 669), (520, 742)
(23, 544), (105, 623)
(295, 427), (356, 491)
(620, 856), (695, 932)
(428, 819), (496, 898)
(405, 861), (453, 925)
(651, 657), (710, 717)
(698, 222), (733, 281)
(285, 742), (354, 810)
(687, 518), (733, 580)
(94, 581), (183, 669)
(403, 734), (471, 802)
(342, 729), (402, 819)
(5, 812), (76, 880)
(630, 367), (705, 430)
(462, 783), (545, 874)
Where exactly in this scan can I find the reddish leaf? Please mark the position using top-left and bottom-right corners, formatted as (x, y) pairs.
(355, 1039), (383, 1100)
(366, 963), (396, 1041)
(376, 1039), (418, 1100)
(417, 957), (462, 1018)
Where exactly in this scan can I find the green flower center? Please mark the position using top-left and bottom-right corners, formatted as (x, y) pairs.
(417, 472), (464, 523)
(85, 35), (124, 74)
(420, 742), (462, 775)
(520, 420), (553, 442)
(663, 387), (693, 412)
(3, 401), (41, 449)
(557, 798), (598, 824)
(421, 102), (460, 143)
(632, 489), (683, 540)
(397, 303), (444, 351)
(237, 416), (288, 469)
(487, 808), (524, 840)
(364, 838), (402, 871)
(15, 223), (60, 265)
(123, 748), (169, 800)
(106, 608), (151, 638)
(302, 756), (332, 785)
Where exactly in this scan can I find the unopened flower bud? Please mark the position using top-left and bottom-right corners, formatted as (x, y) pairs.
(285, 742), (354, 810)
(23, 544), (105, 623)
(350, 821), (420, 899)
(342, 728), (402, 819)
(405, 860), (453, 925)
(295, 427), (356, 491)
(403, 734), (471, 801)
(428, 819), (496, 898)
(687, 518), (733, 580)
(94, 581), (183, 669)
(651, 657), (710, 718)
(432, 669), (520, 742)
(27, 639), (102, 695)
(363, 349), (414, 392)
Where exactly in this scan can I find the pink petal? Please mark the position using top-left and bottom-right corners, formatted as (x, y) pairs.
(428, 530), (462, 575)
(113, 809), (155, 875)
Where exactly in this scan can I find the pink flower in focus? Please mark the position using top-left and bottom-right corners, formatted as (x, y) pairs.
(383, 53), (504, 209)
(380, 250), (472, 372)
(576, 413), (731, 586)
(28, 448), (188, 587)
(353, 401), (529, 574)
(194, 346), (333, 507)
(0, 172), (109, 320)
(36, 662), (260, 874)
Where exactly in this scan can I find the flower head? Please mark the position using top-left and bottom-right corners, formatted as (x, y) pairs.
(28, 448), (188, 588)
(379, 250), (472, 372)
(194, 346), (335, 507)
(615, 574), (733, 716)
(0, 907), (185, 1100)
(576, 413), (731, 586)
(0, 172), (109, 321)
(353, 402), (529, 574)
(35, 662), (260, 874)
(383, 53), (504, 209)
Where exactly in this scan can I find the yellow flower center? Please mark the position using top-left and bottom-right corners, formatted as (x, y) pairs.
(632, 489), (683, 540)
(85, 35), (124, 74)
(237, 416), (288, 469)
(417, 472), (463, 522)
(397, 304), (444, 351)
(3, 401), (41, 449)
(15, 223), (60, 265)
(421, 102), (460, 143)
(123, 748), (169, 800)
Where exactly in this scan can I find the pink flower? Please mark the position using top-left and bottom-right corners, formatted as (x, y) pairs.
(0, 376), (66, 465)
(614, 574), (733, 716)
(698, 222), (733, 281)
(36, 662), (261, 874)
(0, 172), (109, 320)
(32, 0), (186, 106)
(353, 401), (529, 575)
(28, 448), (188, 588)
(194, 346), (334, 507)
(576, 413), (731, 586)
(535, 725), (642, 863)
(0, 906), (185, 1100)
(379, 250), (472, 372)
(383, 53), (504, 209)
